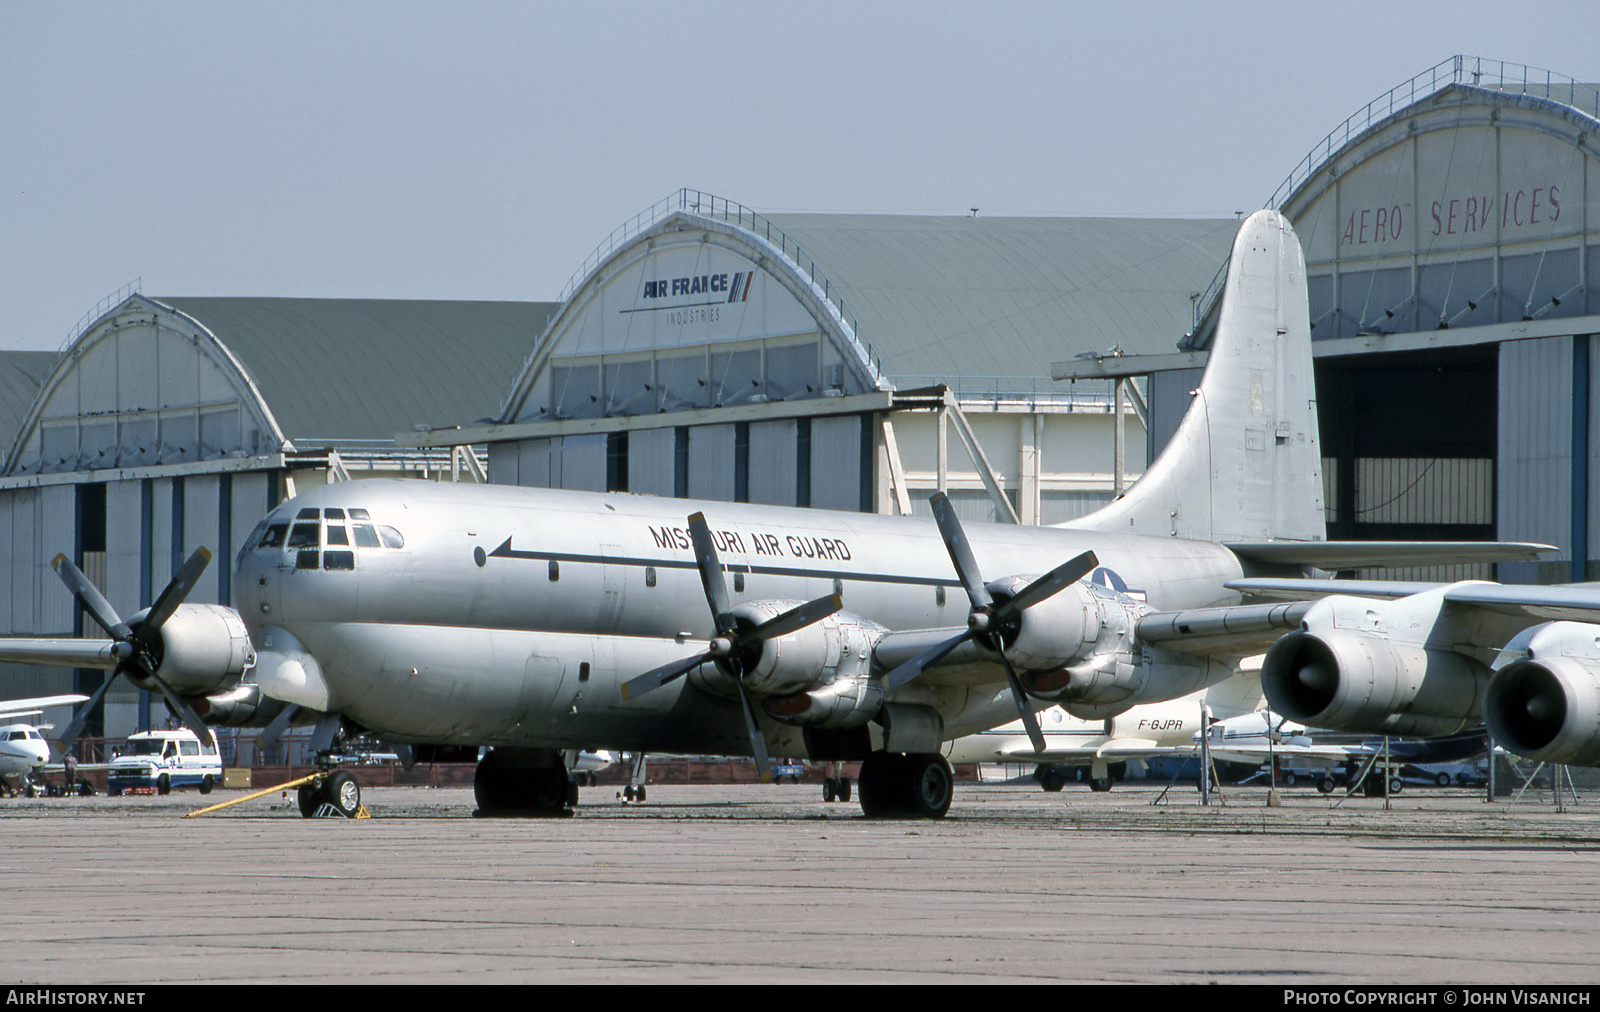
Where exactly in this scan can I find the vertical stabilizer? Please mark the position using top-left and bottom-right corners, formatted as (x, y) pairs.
(1070, 210), (1324, 543)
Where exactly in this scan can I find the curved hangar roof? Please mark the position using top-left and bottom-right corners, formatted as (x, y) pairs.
(5, 295), (555, 477)
(495, 193), (1237, 425)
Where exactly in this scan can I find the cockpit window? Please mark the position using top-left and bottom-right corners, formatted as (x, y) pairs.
(349, 508), (371, 519)
(258, 524), (287, 549)
(352, 524), (381, 548)
(377, 526), (405, 549)
(286, 523), (321, 549)
(325, 508), (345, 520)
(296, 508), (319, 520)
(326, 526), (349, 546)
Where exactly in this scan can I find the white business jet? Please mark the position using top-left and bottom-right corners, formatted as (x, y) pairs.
(0, 695), (88, 782)
(0, 211), (1543, 819)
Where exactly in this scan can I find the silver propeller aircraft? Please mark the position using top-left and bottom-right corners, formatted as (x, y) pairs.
(1, 210), (1547, 819)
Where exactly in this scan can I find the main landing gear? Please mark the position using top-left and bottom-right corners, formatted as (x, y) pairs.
(856, 752), (953, 819)
(473, 747), (578, 817)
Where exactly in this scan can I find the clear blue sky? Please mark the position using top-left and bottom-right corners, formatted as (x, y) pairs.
(3, 0), (1595, 351)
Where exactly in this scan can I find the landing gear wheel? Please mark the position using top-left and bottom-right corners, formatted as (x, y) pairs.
(1435, 772), (1451, 787)
(635, 785), (646, 802)
(1317, 777), (1336, 794)
(905, 755), (953, 819)
(324, 771), (361, 818)
(1389, 778), (1403, 795)
(837, 777), (851, 802)
(156, 773), (171, 796)
(823, 779), (836, 803)
(1088, 777), (1113, 792)
(1282, 772), (1297, 787)
(857, 753), (951, 819)
(1038, 768), (1065, 792)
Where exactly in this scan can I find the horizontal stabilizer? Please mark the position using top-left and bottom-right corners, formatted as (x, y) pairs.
(0, 693), (90, 719)
(1225, 540), (1552, 569)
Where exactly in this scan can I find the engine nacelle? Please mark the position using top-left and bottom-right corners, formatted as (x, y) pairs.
(986, 576), (1101, 670)
(1261, 629), (1484, 736)
(125, 603), (256, 697)
(191, 684), (301, 728)
(1485, 622), (1600, 766)
(689, 602), (883, 710)
(1006, 583), (1144, 707)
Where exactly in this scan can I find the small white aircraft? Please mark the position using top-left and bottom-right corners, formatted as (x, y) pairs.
(0, 695), (88, 782)
(0, 210), (1546, 819)
(945, 668), (1267, 790)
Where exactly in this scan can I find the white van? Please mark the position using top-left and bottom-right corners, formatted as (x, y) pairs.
(106, 729), (222, 796)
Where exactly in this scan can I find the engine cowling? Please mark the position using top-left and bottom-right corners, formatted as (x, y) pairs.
(1485, 622), (1600, 766)
(985, 576), (1102, 670)
(124, 603), (256, 697)
(1261, 629), (1484, 736)
(689, 601), (884, 725)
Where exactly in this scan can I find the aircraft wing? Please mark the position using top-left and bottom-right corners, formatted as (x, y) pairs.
(0, 640), (121, 669)
(0, 693), (92, 719)
(1228, 579), (1600, 622)
(1226, 578), (1442, 601)
(1134, 601), (1312, 655)
(1224, 540), (1553, 569)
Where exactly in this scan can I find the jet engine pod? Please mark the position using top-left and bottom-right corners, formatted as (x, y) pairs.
(124, 602), (255, 697)
(984, 576), (1100, 671)
(1486, 656), (1600, 766)
(1260, 629), (1485, 737)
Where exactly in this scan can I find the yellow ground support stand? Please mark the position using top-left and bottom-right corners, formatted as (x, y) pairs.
(183, 771), (370, 819)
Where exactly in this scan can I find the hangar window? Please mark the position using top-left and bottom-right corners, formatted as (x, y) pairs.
(552, 363), (602, 419)
(603, 359), (655, 416)
(710, 348), (762, 407)
(765, 341), (820, 401)
(657, 353), (709, 411)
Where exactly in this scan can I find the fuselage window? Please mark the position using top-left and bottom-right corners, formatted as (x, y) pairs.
(287, 523), (321, 550)
(352, 524), (381, 548)
(326, 526), (349, 547)
(645, 566), (656, 587)
(296, 550), (319, 570)
(548, 560), (559, 582)
(324, 551), (355, 571)
(258, 525), (288, 549)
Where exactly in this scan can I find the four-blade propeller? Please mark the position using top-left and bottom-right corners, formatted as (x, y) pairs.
(620, 512), (842, 781)
(881, 492), (1097, 753)
(52, 548), (217, 755)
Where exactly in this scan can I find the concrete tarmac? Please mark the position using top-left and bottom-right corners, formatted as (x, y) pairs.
(4, 780), (1600, 985)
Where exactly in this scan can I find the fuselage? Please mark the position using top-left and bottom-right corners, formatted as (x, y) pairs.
(233, 479), (1247, 756)
(0, 722), (50, 777)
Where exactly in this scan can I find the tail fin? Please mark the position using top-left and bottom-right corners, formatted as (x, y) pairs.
(1071, 209), (1324, 543)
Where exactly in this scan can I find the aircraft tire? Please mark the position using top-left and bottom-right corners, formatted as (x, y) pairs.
(857, 752), (905, 817)
(1317, 777), (1336, 794)
(1088, 777), (1113, 792)
(1435, 772), (1451, 786)
(904, 755), (953, 819)
(1282, 772), (1297, 787)
(822, 779), (836, 803)
(325, 771), (361, 818)
(1389, 778), (1403, 795)
(837, 777), (851, 802)
(297, 783), (321, 817)
(1038, 768), (1065, 792)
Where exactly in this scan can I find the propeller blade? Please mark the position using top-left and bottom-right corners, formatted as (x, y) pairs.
(735, 680), (773, 783)
(998, 651), (1048, 755)
(147, 670), (216, 748)
(748, 593), (842, 643)
(930, 492), (992, 610)
(620, 651), (712, 701)
(991, 551), (1099, 623)
(53, 670), (120, 759)
(144, 547), (212, 631)
(882, 630), (973, 691)
(52, 555), (132, 642)
(686, 514), (734, 632)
